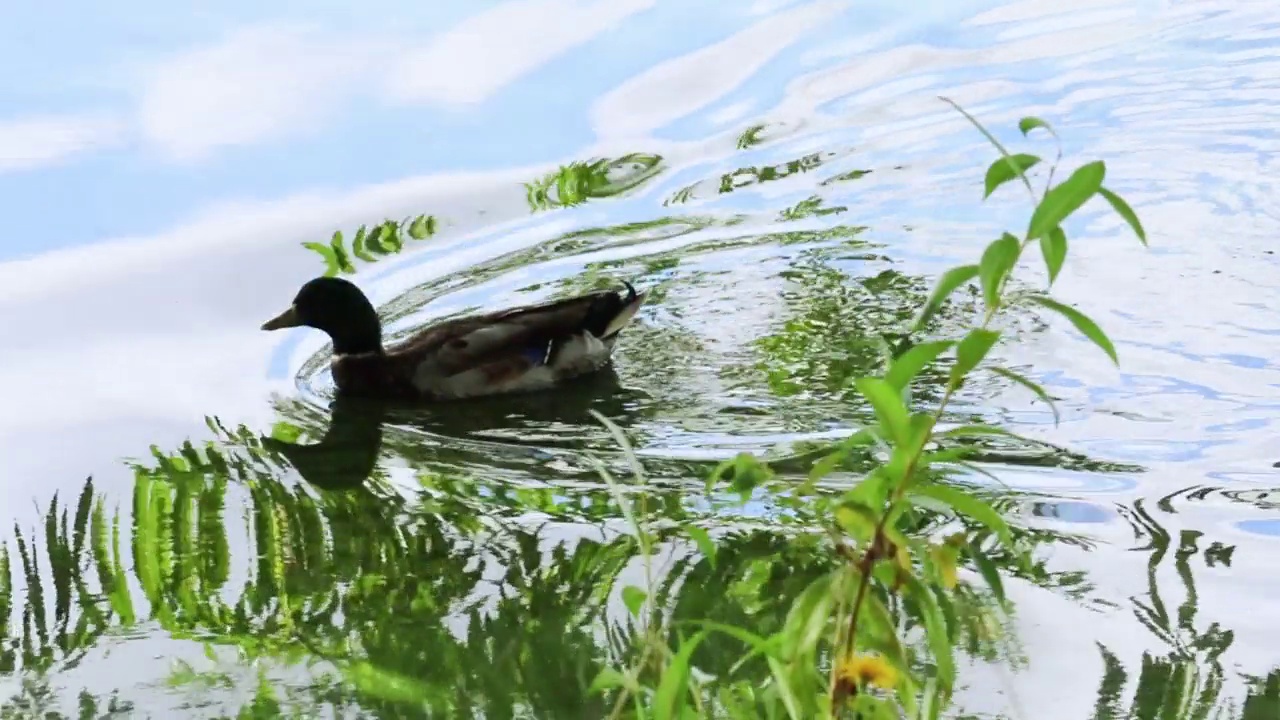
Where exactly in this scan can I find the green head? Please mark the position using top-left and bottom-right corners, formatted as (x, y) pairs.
(260, 276), (384, 355)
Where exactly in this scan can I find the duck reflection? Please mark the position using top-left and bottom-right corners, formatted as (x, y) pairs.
(265, 368), (645, 490)
(262, 395), (388, 490)
(394, 367), (644, 440)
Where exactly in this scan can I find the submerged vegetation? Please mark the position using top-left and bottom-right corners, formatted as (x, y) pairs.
(582, 100), (1151, 719)
(305, 215), (439, 277)
(2, 102), (1277, 720)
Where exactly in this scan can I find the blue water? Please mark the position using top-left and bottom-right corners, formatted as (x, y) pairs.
(1, 0), (1278, 717)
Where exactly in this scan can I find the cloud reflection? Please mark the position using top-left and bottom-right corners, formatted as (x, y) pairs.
(0, 112), (125, 173)
(136, 23), (393, 161)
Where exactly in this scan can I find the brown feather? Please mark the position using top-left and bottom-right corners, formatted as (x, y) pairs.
(391, 291), (617, 373)
(329, 286), (643, 400)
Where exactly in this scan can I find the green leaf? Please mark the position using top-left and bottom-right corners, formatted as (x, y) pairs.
(937, 424), (1016, 439)
(707, 452), (775, 499)
(938, 97), (1027, 196)
(801, 429), (875, 491)
(302, 242), (340, 277)
(1098, 187), (1147, 246)
(344, 662), (436, 705)
(950, 328), (1001, 383)
(588, 667), (637, 694)
(683, 525), (716, 567)
(859, 589), (910, 670)
(329, 233), (356, 274)
(382, 221), (403, 252)
(984, 153), (1040, 199)
(363, 224), (388, 255)
(408, 215), (433, 240)
(900, 574), (955, 693)
(854, 377), (910, 445)
(1024, 294), (1118, 365)
(885, 340), (955, 392)
(917, 677), (943, 720)
(654, 631), (708, 720)
(781, 572), (834, 659)
(911, 264), (979, 332)
(1039, 226), (1068, 285)
(956, 460), (1006, 488)
(905, 412), (936, 457)
(912, 483), (1013, 547)
(1018, 116), (1054, 137)
(765, 656), (806, 720)
(920, 446), (979, 468)
(1027, 160), (1105, 240)
(967, 538), (1008, 605)
(684, 620), (780, 663)
(989, 367), (1060, 425)
(978, 233), (1021, 310)
(621, 585), (647, 617)
(834, 501), (880, 542)
(350, 227), (376, 262)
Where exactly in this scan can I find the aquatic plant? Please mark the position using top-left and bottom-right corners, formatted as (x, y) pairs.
(303, 214), (438, 276)
(300, 151), (667, 276)
(17, 101), (1280, 720)
(526, 152), (664, 212)
(587, 100), (1149, 719)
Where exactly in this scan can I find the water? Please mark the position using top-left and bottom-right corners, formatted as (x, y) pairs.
(1, 0), (1278, 716)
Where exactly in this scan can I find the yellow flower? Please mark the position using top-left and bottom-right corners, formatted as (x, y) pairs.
(836, 653), (899, 691)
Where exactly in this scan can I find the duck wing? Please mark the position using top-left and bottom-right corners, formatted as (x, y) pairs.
(393, 282), (646, 377)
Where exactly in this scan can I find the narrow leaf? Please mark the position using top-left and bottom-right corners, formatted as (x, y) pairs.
(901, 575), (955, 692)
(1025, 294), (1118, 365)
(885, 340), (955, 392)
(766, 656), (806, 720)
(911, 264), (979, 332)
(1098, 187), (1147, 246)
(1027, 161), (1105, 240)
(683, 525), (717, 567)
(913, 483), (1013, 547)
(685, 620), (779, 658)
(938, 424), (1016, 439)
(328, 234), (356, 274)
(860, 590), (910, 670)
(984, 153), (1041, 199)
(950, 328), (1001, 382)
(1039, 226), (1068, 285)
(854, 377), (910, 445)
(301, 242), (341, 277)
(801, 429), (875, 491)
(781, 572), (834, 659)
(978, 234), (1021, 310)
(588, 667), (637, 694)
(989, 367), (1061, 425)
(350, 228), (376, 262)
(906, 412), (936, 456)
(967, 538), (1008, 605)
(654, 631), (708, 720)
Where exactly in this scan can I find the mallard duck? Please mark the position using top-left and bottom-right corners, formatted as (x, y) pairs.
(260, 276), (647, 400)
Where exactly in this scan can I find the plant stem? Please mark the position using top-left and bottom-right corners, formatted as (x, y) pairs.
(831, 301), (994, 711)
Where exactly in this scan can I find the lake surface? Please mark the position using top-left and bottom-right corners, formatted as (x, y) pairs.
(1, 0), (1278, 717)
